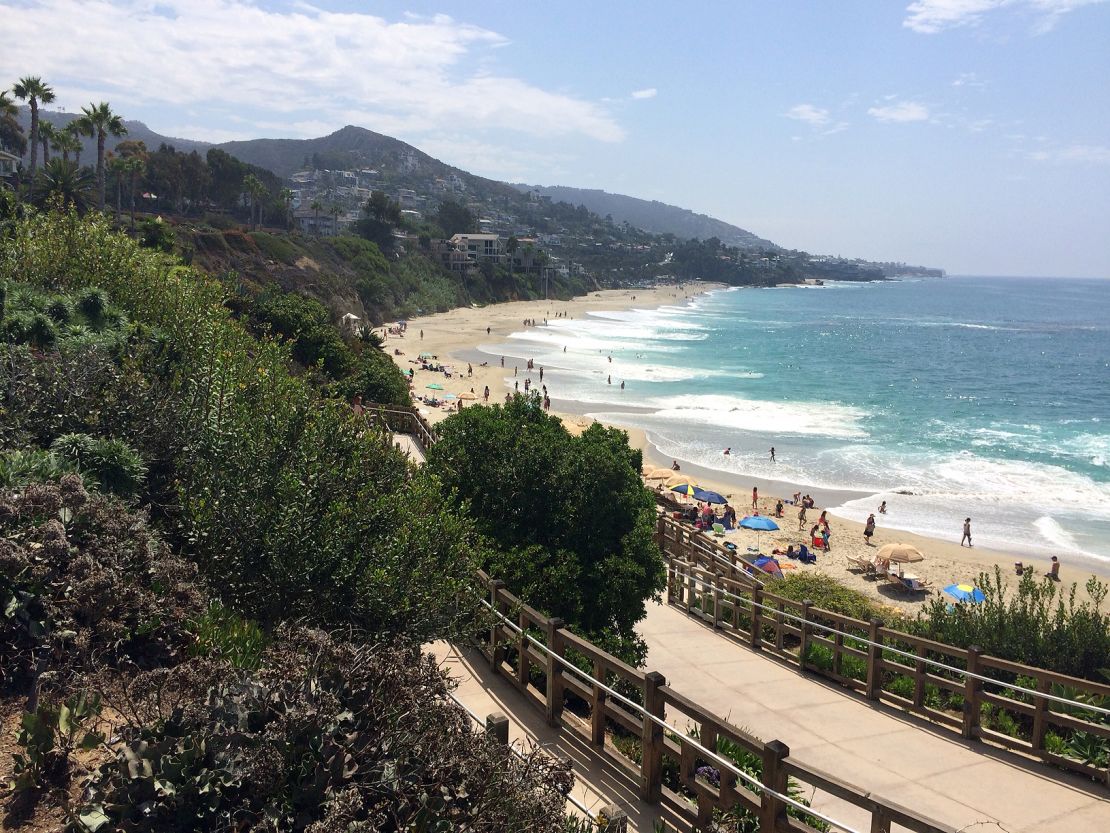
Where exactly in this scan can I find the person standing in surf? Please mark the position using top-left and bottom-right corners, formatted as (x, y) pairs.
(769, 446), (776, 462)
(961, 517), (972, 547)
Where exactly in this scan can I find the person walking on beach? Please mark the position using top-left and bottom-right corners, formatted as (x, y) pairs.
(821, 525), (831, 552)
(961, 517), (972, 547)
(864, 513), (876, 545)
(769, 446), (776, 462)
(798, 505), (807, 531)
(420, 329), (423, 340)
(483, 385), (489, 402)
(486, 326), (491, 335)
(752, 486), (758, 510)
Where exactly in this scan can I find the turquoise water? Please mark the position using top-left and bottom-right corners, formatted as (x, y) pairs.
(481, 277), (1110, 566)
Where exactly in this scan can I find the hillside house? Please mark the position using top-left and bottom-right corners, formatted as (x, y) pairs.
(450, 233), (506, 265)
(0, 150), (19, 187)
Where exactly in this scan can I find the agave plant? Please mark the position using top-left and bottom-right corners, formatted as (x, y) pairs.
(32, 159), (96, 214)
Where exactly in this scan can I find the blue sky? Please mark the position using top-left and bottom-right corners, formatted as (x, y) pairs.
(3, 0), (1109, 276)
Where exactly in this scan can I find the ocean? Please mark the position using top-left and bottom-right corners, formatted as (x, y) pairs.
(477, 276), (1110, 568)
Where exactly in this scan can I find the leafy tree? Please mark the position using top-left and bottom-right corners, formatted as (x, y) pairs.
(74, 101), (127, 211)
(426, 394), (664, 655)
(356, 190), (401, 252)
(11, 76), (54, 175)
(243, 172), (266, 230)
(436, 199), (477, 236)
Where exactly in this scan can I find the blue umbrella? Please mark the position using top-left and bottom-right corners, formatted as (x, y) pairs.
(944, 583), (986, 604)
(692, 488), (727, 504)
(739, 516), (780, 531)
(739, 515), (779, 554)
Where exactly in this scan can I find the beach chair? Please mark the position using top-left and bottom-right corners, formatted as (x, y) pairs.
(886, 574), (910, 593)
(907, 577), (932, 593)
(712, 523), (725, 538)
(846, 556), (874, 575)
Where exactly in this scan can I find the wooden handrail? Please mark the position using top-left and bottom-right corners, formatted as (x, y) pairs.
(656, 513), (1110, 785)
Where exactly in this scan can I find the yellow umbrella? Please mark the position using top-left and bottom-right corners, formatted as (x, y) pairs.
(876, 543), (925, 563)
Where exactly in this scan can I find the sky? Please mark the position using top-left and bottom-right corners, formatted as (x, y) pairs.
(3, 0), (1109, 277)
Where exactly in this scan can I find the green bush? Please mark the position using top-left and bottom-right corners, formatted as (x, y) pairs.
(771, 572), (881, 621)
(909, 566), (1110, 681)
(186, 600), (267, 670)
(50, 433), (147, 499)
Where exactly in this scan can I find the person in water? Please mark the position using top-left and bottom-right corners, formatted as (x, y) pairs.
(961, 517), (972, 547)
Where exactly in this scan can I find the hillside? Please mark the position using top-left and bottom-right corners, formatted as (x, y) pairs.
(16, 107), (210, 160)
(516, 184), (777, 250)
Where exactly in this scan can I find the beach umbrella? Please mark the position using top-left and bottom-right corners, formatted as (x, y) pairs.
(944, 583), (986, 604)
(739, 516), (780, 531)
(418, 352), (434, 359)
(692, 487), (727, 504)
(671, 483), (697, 497)
(425, 383), (444, 390)
(457, 392), (477, 400)
(443, 393), (457, 400)
(876, 543), (925, 563)
(739, 515), (779, 554)
(643, 468), (669, 481)
(665, 472), (695, 487)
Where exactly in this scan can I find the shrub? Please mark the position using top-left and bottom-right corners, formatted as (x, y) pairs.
(0, 478), (205, 688)
(772, 572), (881, 621)
(77, 631), (575, 833)
(909, 566), (1110, 681)
(50, 433), (147, 499)
(186, 600), (267, 670)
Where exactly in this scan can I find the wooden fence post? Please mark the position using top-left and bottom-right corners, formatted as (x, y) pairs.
(516, 610), (530, 687)
(759, 740), (790, 831)
(962, 645), (982, 739)
(545, 618), (566, 727)
(712, 572), (723, 628)
(749, 586), (763, 650)
(1031, 676), (1051, 753)
(485, 712), (509, 745)
(798, 600), (812, 672)
(489, 580), (506, 672)
(865, 618), (884, 701)
(591, 658), (607, 746)
(640, 671), (666, 803)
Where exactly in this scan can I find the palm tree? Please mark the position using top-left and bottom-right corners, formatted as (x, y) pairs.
(74, 102), (127, 211)
(115, 140), (148, 230)
(11, 77), (55, 176)
(32, 158), (95, 213)
(64, 122), (83, 166)
(37, 121), (58, 166)
(330, 203), (342, 236)
(279, 187), (293, 231)
(107, 153), (125, 220)
(52, 127), (81, 164)
(0, 90), (26, 158)
(242, 173), (265, 230)
(310, 199), (323, 236)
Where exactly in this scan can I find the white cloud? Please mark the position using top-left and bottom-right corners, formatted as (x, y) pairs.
(0, 0), (624, 143)
(868, 101), (931, 122)
(952, 72), (989, 87)
(903, 0), (1107, 34)
(630, 88), (657, 100)
(785, 104), (830, 126)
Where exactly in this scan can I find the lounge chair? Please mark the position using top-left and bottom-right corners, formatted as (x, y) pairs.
(906, 577), (933, 593)
(846, 556), (875, 575)
(886, 574), (910, 593)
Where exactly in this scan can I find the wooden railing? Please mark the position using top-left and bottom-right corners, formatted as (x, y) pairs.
(478, 571), (954, 833)
(364, 401), (436, 453)
(655, 514), (1110, 786)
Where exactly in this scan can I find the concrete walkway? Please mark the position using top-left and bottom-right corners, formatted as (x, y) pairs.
(393, 433), (426, 464)
(641, 600), (1109, 833)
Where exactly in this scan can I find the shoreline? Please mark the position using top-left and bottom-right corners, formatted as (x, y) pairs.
(383, 283), (1110, 613)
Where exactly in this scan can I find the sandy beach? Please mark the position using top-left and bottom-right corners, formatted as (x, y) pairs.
(384, 284), (1110, 615)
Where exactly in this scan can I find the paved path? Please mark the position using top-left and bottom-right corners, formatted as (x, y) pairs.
(640, 600), (1110, 833)
(393, 433), (426, 464)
